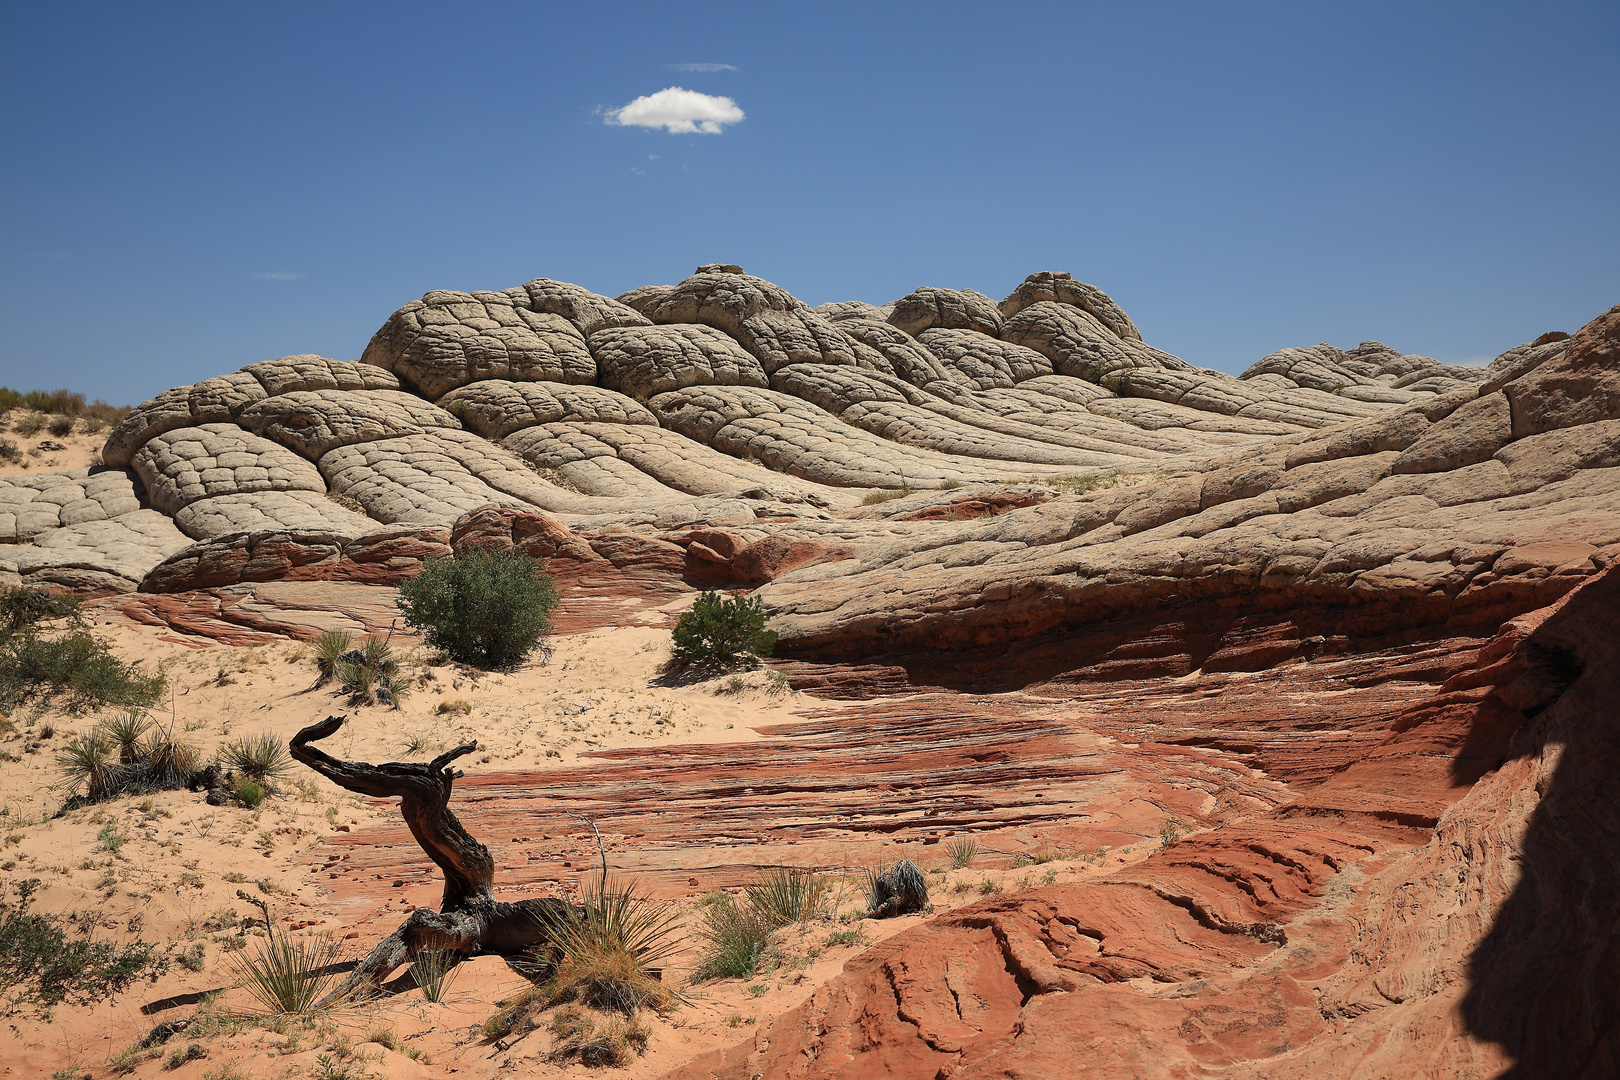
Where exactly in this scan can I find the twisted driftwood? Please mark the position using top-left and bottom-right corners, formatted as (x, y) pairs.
(290, 715), (568, 1002)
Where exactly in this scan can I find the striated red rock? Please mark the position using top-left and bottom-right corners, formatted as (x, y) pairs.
(665, 566), (1620, 1079)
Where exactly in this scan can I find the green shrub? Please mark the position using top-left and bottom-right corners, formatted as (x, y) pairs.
(692, 894), (774, 981)
(746, 867), (826, 928)
(233, 778), (266, 809)
(1, 587), (80, 635)
(396, 549), (558, 669)
(13, 413), (46, 437)
(0, 878), (160, 1006)
(0, 438), (18, 463)
(47, 415), (74, 437)
(669, 591), (776, 672)
(0, 603), (165, 716)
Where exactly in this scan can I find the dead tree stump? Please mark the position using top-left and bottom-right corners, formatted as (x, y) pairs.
(290, 715), (568, 1002)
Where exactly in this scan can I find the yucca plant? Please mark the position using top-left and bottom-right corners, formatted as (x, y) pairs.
(99, 712), (150, 765)
(746, 867), (826, 928)
(537, 878), (682, 1015)
(227, 896), (345, 1014)
(220, 733), (292, 785)
(334, 635), (407, 708)
(945, 836), (978, 870)
(55, 730), (126, 801)
(136, 728), (202, 789)
(410, 947), (459, 1004)
(312, 630), (353, 687)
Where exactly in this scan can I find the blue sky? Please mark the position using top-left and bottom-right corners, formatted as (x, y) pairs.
(2, 1), (1617, 405)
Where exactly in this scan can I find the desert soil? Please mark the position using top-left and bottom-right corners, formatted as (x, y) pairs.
(0, 412), (106, 477)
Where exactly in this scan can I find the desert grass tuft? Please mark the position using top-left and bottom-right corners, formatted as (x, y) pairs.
(746, 867), (826, 928)
(861, 484), (914, 505)
(692, 894), (774, 982)
(944, 836), (978, 869)
(409, 947), (459, 1003)
(546, 1006), (649, 1067)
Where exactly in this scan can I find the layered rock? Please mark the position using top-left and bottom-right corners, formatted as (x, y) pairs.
(0, 266), (1598, 618)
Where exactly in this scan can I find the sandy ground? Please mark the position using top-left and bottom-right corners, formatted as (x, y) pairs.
(0, 411), (107, 477)
(0, 603), (1176, 1080)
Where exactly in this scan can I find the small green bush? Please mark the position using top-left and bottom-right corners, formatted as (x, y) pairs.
(396, 549), (558, 669)
(233, 778), (267, 809)
(0, 438), (18, 463)
(47, 415), (74, 437)
(1, 587), (80, 635)
(669, 591), (776, 672)
(0, 878), (160, 1006)
(226, 896), (343, 1014)
(692, 894), (774, 981)
(0, 626), (166, 716)
(13, 413), (46, 437)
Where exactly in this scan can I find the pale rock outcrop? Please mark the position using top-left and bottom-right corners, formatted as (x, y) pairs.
(437, 380), (658, 440)
(589, 323), (770, 399)
(131, 423), (327, 516)
(886, 286), (1004, 337)
(997, 270), (1143, 342)
(360, 290), (597, 398)
(236, 388), (462, 459)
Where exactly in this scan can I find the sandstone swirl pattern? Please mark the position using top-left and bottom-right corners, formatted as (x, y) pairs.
(1, 266), (1611, 661)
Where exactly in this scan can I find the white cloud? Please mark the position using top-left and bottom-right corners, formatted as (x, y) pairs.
(669, 63), (738, 73)
(605, 87), (744, 135)
(251, 271), (304, 281)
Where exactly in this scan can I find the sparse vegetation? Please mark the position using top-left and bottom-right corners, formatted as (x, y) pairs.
(397, 548), (559, 668)
(0, 387), (130, 424)
(482, 879), (679, 1045)
(669, 590), (777, 672)
(0, 588), (165, 716)
(945, 836), (978, 869)
(47, 414), (74, 437)
(226, 896), (344, 1015)
(1159, 818), (1183, 848)
(861, 483), (914, 505)
(233, 778), (267, 809)
(220, 733), (292, 786)
(0, 878), (161, 1006)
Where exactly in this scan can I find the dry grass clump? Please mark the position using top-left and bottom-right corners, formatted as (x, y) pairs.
(861, 484), (914, 505)
(546, 1006), (650, 1067)
(481, 879), (679, 1052)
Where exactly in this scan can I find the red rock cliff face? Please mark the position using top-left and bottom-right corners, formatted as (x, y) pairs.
(667, 565), (1620, 1079)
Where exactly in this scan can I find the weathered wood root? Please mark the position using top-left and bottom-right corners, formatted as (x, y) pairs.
(289, 715), (568, 1003)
